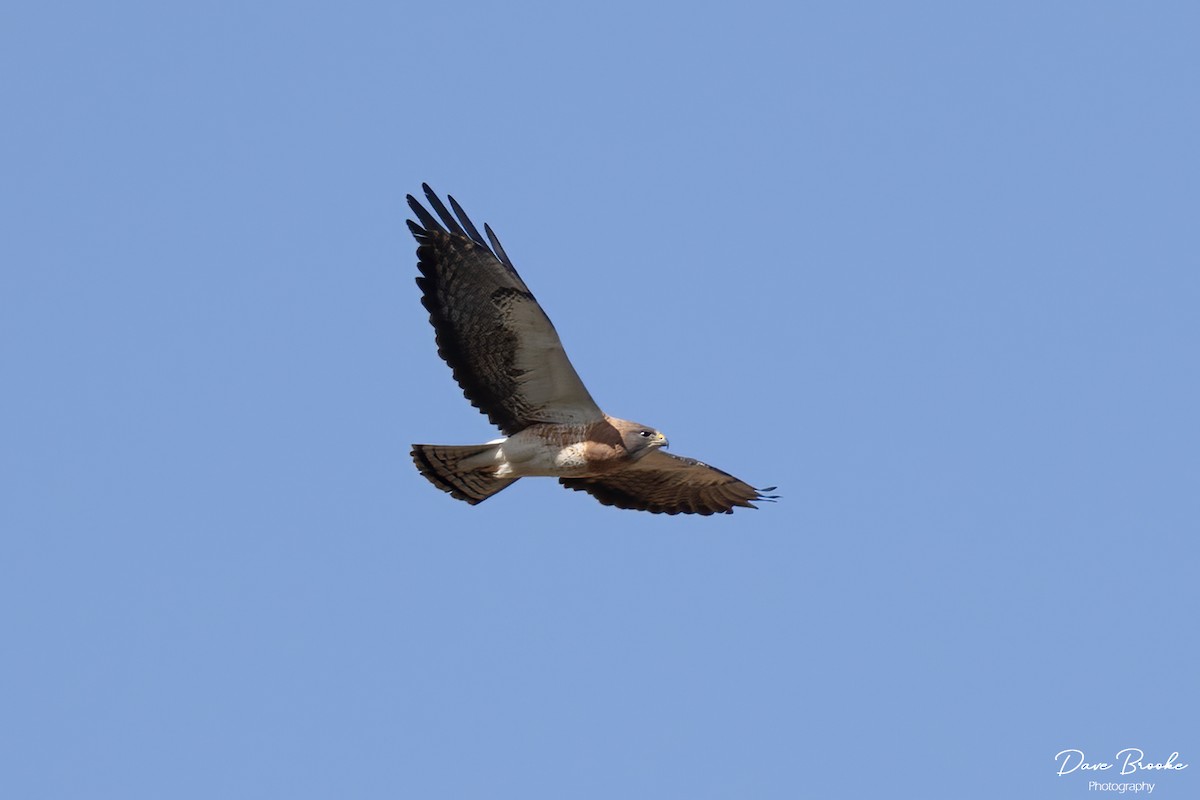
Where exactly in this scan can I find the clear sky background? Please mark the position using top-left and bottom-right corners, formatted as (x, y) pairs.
(2, 2), (1197, 798)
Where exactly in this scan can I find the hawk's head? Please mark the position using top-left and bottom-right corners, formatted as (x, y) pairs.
(622, 425), (668, 460)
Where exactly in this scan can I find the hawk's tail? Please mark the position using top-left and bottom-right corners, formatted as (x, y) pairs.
(411, 444), (518, 505)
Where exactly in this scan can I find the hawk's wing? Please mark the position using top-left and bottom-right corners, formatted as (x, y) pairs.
(408, 185), (604, 435)
(559, 450), (778, 515)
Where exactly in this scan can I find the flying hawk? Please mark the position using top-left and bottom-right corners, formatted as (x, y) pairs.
(407, 185), (777, 515)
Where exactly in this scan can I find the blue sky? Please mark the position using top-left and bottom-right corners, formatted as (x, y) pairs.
(2, 2), (1197, 798)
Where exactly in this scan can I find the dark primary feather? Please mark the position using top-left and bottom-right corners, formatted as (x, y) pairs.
(484, 223), (513, 268)
(421, 185), (469, 238)
(408, 186), (602, 434)
(447, 195), (485, 244)
(559, 450), (779, 515)
(408, 191), (445, 234)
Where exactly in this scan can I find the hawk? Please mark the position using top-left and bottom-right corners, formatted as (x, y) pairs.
(407, 185), (777, 515)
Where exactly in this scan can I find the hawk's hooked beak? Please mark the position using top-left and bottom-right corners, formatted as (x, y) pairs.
(656, 432), (669, 448)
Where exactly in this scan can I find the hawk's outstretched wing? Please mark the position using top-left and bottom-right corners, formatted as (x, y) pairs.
(559, 450), (779, 516)
(408, 185), (603, 435)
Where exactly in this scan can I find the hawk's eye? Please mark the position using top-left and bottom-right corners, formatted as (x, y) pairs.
(639, 430), (653, 438)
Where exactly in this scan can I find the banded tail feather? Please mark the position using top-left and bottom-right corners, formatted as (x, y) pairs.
(411, 443), (518, 505)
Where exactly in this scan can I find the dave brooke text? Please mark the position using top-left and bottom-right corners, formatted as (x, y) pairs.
(1055, 749), (1189, 776)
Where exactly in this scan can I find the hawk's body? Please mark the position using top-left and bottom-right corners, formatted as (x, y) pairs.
(408, 185), (776, 515)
